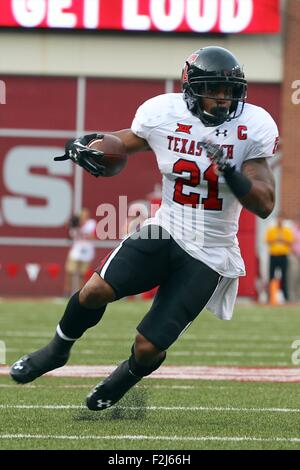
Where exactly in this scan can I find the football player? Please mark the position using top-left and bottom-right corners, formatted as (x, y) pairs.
(11, 46), (278, 410)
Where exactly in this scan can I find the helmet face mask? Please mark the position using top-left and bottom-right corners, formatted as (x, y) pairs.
(182, 47), (247, 126)
(190, 81), (245, 101)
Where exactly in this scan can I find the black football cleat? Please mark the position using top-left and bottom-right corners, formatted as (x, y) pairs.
(86, 360), (142, 411)
(10, 351), (69, 384)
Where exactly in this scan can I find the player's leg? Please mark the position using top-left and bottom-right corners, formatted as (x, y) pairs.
(86, 226), (171, 409)
(86, 336), (166, 410)
(10, 225), (170, 384)
(86, 240), (220, 410)
(10, 273), (115, 384)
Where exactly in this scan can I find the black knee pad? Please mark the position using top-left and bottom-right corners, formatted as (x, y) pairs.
(129, 345), (166, 377)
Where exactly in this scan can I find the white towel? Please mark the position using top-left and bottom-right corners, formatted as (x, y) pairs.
(206, 277), (239, 320)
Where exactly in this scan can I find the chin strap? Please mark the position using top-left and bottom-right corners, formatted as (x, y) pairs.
(201, 109), (228, 127)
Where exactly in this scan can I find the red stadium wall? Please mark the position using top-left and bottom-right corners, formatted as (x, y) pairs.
(0, 76), (280, 297)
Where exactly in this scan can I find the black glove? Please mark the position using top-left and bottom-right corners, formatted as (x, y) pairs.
(202, 141), (235, 174)
(54, 133), (106, 177)
(202, 141), (252, 198)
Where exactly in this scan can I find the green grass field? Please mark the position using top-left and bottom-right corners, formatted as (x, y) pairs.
(1, 299), (300, 450)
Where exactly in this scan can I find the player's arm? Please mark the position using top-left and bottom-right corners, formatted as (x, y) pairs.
(239, 158), (275, 219)
(222, 156), (275, 219)
(204, 143), (275, 219)
(54, 129), (150, 177)
(110, 129), (150, 154)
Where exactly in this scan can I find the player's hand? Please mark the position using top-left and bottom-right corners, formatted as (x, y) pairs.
(54, 133), (106, 177)
(202, 141), (235, 174)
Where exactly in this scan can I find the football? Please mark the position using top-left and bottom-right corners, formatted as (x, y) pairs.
(88, 134), (128, 177)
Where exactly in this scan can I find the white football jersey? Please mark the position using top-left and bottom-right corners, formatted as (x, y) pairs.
(131, 93), (278, 278)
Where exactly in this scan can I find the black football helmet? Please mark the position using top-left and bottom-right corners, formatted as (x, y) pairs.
(182, 46), (247, 126)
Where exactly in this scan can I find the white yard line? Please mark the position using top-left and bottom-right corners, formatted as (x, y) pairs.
(5, 348), (291, 356)
(3, 339), (281, 349)
(2, 332), (54, 338)
(2, 331), (298, 342)
(0, 433), (300, 443)
(170, 352), (288, 357)
(1, 404), (300, 413)
(0, 383), (285, 391)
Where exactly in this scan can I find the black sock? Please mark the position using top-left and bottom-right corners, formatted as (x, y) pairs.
(129, 347), (166, 377)
(59, 291), (107, 339)
(29, 292), (107, 361)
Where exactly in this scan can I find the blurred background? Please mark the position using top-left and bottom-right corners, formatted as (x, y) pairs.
(0, 0), (299, 302)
